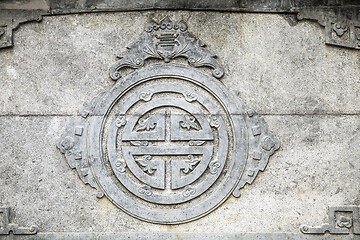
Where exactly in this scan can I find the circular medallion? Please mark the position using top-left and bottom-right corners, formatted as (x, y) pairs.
(57, 17), (279, 224)
(88, 64), (247, 223)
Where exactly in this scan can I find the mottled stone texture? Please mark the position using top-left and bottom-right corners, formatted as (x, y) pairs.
(0, 11), (359, 239)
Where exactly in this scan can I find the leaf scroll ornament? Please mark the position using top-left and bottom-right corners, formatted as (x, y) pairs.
(136, 155), (157, 175)
(136, 115), (157, 131)
(110, 17), (224, 80)
(180, 115), (200, 130)
(182, 155), (200, 174)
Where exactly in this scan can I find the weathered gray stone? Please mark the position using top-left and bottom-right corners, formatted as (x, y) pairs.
(0, 12), (359, 116)
(300, 206), (360, 234)
(0, 115), (359, 235)
(1, 232), (360, 240)
(0, 10), (359, 239)
(56, 57), (279, 223)
(2, 0), (360, 50)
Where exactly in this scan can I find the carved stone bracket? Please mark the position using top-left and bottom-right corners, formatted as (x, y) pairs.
(297, 7), (360, 50)
(0, 10), (45, 49)
(300, 206), (360, 235)
(110, 17), (224, 80)
(0, 207), (38, 235)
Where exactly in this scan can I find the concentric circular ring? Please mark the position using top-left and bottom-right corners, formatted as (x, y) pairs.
(88, 64), (248, 224)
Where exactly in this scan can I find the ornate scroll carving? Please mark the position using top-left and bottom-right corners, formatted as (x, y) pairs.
(110, 17), (224, 80)
(183, 91), (197, 102)
(300, 206), (360, 235)
(180, 115), (200, 131)
(137, 155), (157, 174)
(135, 115), (157, 131)
(182, 185), (196, 197)
(57, 90), (105, 199)
(0, 207), (38, 235)
(182, 155), (200, 174)
(139, 185), (153, 196)
(232, 106), (280, 198)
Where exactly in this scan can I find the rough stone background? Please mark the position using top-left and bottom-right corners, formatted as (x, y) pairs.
(0, 11), (359, 239)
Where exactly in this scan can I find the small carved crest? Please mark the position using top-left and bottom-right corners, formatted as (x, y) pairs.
(110, 16), (224, 80)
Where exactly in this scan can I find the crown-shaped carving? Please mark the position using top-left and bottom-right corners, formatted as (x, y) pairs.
(110, 16), (224, 80)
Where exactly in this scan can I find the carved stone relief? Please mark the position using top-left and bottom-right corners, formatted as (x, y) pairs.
(0, 10), (44, 49)
(1, 1), (360, 50)
(0, 207), (38, 235)
(57, 17), (279, 224)
(301, 206), (360, 235)
(298, 7), (360, 50)
(109, 16), (224, 80)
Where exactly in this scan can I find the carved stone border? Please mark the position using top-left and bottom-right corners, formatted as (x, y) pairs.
(298, 8), (360, 50)
(301, 206), (360, 235)
(1, 2), (359, 50)
(0, 10), (44, 49)
(0, 207), (38, 235)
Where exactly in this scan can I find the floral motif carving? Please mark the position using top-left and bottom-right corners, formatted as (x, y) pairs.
(209, 115), (220, 128)
(110, 16), (224, 80)
(137, 155), (157, 174)
(183, 91), (197, 102)
(59, 136), (74, 151)
(136, 115), (157, 131)
(115, 161), (126, 173)
(337, 216), (353, 228)
(180, 115), (200, 130)
(57, 136), (82, 160)
(139, 91), (153, 101)
(116, 115), (127, 127)
(181, 155), (200, 174)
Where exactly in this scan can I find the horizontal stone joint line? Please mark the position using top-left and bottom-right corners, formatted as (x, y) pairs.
(0, 113), (359, 117)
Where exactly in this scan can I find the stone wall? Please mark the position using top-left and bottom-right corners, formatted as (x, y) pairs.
(0, 10), (359, 239)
